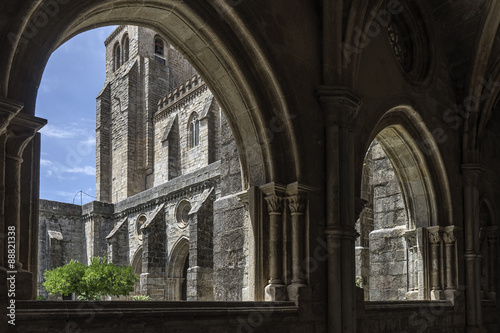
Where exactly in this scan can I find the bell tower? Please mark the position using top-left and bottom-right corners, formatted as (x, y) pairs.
(96, 25), (195, 203)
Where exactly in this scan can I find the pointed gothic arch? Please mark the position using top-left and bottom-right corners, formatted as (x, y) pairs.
(166, 237), (190, 301)
(356, 105), (453, 301)
(122, 33), (130, 63)
(188, 112), (200, 148)
(113, 42), (121, 72)
(131, 247), (143, 295)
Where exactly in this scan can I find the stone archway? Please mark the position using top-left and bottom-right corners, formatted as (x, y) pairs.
(131, 247), (143, 296)
(0, 1), (304, 301)
(2, 0), (301, 188)
(166, 237), (189, 301)
(356, 105), (456, 301)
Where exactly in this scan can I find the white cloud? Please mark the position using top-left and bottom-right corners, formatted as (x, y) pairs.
(40, 159), (53, 166)
(81, 136), (96, 147)
(40, 124), (84, 139)
(65, 166), (96, 176)
(40, 159), (95, 178)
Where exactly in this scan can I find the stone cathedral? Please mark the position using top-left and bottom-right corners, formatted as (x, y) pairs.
(37, 25), (247, 301)
(2, 1), (500, 332)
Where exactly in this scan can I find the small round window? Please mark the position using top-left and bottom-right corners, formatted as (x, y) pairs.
(176, 200), (191, 228)
(136, 215), (147, 241)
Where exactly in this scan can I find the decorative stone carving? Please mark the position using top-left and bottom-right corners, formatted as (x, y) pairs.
(443, 230), (456, 244)
(288, 195), (306, 215)
(429, 230), (441, 244)
(265, 194), (283, 214)
(403, 230), (417, 248)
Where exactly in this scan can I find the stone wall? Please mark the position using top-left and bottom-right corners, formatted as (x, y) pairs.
(153, 79), (219, 185)
(38, 200), (86, 298)
(213, 110), (247, 301)
(213, 195), (247, 300)
(359, 301), (465, 333)
(16, 301), (316, 333)
(357, 140), (410, 301)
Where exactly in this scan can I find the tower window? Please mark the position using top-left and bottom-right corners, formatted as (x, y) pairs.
(113, 42), (121, 72)
(122, 35), (130, 63)
(189, 114), (200, 148)
(155, 38), (164, 56)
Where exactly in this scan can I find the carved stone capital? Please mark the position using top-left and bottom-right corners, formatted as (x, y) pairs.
(316, 86), (362, 126)
(428, 229), (442, 245)
(0, 98), (23, 135)
(6, 113), (46, 159)
(487, 233), (497, 246)
(443, 231), (456, 245)
(403, 230), (417, 248)
(265, 195), (283, 214)
(288, 194), (306, 215)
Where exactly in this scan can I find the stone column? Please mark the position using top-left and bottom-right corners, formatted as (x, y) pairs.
(107, 237), (117, 263)
(0, 99), (22, 302)
(286, 191), (307, 301)
(261, 183), (286, 301)
(487, 230), (497, 300)
(428, 227), (443, 300)
(479, 228), (488, 299)
(317, 86), (361, 333)
(462, 164), (483, 332)
(4, 113), (46, 300)
(404, 230), (418, 299)
(443, 227), (457, 300)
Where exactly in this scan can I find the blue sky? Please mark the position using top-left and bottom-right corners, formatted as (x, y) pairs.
(37, 26), (116, 205)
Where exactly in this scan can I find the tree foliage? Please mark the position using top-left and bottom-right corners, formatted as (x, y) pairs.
(43, 257), (138, 300)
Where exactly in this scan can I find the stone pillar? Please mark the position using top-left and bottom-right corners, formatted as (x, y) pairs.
(0, 99), (22, 302)
(479, 228), (488, 299)
(443, 229), (456, 290)
(462, 164), (483, 332)
(428, 227), (443, 300)
(443, 227), (458, 300)
(3, 113), (46, 300)
(404, 230), (418, 299)
(261, 183), (286, 301)
(286, 182), (312, 302)
(317, 86), (361, 333)
(486, 229), (497, 300)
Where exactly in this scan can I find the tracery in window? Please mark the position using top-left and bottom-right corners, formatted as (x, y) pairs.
(189, 114), (200, 148)
(387, 17), (413, 73)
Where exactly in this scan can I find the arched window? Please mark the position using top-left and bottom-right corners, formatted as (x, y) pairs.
(122, 34), (129, 63)
(189, 114), (200, 148)
(154, 38), (164, 56)
(113, 42), (121, 71)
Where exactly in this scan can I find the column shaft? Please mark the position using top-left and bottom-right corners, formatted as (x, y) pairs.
(269, 212), (283, 284)
(318, 86), (360, 333)
(263, 192), (286, 301)
(488, 237), (496, 295)
(462, 165), (483, 331)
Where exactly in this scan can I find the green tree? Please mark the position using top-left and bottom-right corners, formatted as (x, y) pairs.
(43, 257), (139, 300)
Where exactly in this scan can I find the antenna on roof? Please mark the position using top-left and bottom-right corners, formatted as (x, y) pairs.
(72, 191), (96, 205)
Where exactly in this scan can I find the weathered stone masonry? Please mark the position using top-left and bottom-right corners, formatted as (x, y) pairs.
(38, 25), (248, 301)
